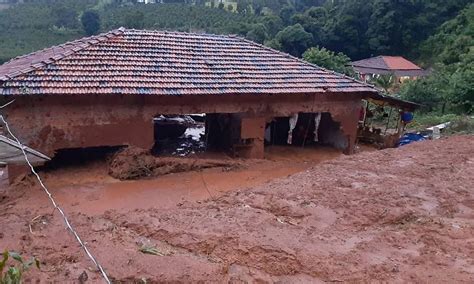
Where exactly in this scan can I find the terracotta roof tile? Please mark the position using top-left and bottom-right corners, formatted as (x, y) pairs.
(0, 28), (376, 96)
(383, 56), (421, 70)
(352, 56), (422, 71)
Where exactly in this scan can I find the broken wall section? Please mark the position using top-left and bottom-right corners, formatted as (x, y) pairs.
(206, 114), (265, 159)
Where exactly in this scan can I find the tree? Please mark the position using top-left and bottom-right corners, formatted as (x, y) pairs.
(291, 6), (328, 45)
(400, 68), (448, 113)
(265, 38), (282, 50)
(370, 74), (395, 94)
(246, 23), (268, 44)
(81, 10), (101, 36)
(236, 0), (249, 14)
(324, 0), (372, 59)
(124, 10), (144, 29)
(274, 24), (313, 57)
(279, 5), (295, 25)
(366, 0), (399, 55)
(302, 46), (353, 75)
(261, 14), (283, 37)
(52, 5), (79, 29)
(401, 4), (474, 114)
(420, 3), (474, 65)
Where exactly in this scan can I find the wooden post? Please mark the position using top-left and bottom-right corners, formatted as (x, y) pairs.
(384, 107), (393, 135)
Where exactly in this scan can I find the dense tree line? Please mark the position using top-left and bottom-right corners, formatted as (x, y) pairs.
(1, 0), (470, 60)
(0, 0), (471, 114)
(400, 4), (473, 114)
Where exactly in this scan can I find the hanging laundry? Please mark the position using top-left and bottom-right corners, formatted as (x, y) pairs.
(314, 113), (322, 142)
(287, 114), (298, 144)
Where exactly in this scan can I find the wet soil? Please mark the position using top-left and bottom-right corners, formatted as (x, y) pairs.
(108, 146), (243, 180)
(1, 138), (473, 282)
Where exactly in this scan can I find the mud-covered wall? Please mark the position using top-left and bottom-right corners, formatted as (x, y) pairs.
(0, 93), (363, 157)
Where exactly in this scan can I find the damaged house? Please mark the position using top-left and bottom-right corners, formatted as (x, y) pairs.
(0, 28), (380, 181)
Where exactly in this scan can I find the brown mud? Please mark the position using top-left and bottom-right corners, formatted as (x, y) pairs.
(108, 146), (242, 180)
(0, 138), (473, 282)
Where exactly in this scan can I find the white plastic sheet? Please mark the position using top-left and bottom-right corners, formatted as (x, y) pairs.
(287, 114), (298, 144)
(0, 135), (50, 164)
(313, 113), (322, 142)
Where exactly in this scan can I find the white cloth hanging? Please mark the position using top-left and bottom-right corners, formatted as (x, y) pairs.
(287, 113), (298, 144)
(313, 113), (322, 142)
(264, 125), (272, 143)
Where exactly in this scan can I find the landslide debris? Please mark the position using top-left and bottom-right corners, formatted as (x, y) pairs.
(108, 146), (241, 180)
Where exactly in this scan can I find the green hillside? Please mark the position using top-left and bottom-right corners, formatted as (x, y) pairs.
(401, 4), (473, 114)
(0, 0), (472, 114)
(1, 0), (471, 63)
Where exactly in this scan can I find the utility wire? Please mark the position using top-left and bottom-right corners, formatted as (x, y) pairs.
(0, 114), (111, 284)
(0, 100), (15, 109)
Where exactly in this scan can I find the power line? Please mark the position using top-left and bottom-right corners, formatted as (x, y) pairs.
(0, 100), (15, 109)
(0, 114), (111, 284)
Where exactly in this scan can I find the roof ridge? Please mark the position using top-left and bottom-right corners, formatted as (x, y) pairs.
(352, 55), (383, 63)
(0, 28), (126, 81)
(232, 35), (379, 93)
(124, 27), (233, 40)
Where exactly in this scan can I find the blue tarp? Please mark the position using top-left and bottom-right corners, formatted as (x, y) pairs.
(398, 133), (426, 146)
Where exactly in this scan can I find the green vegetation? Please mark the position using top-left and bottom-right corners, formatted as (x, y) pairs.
(408, 113), (460, 130)
(370, 74), (395, 95)
(0, 0), (471, 118)
(406, 113), (474, 135)
(302, 46), (353, 75)
(100, 3), (255, 34)
(1, 251), (40, 284)
(1, 0), (470, 61)
(400, 4), (473, 115)
(444, 116), (474, 135)
(82, 10), (101, 35)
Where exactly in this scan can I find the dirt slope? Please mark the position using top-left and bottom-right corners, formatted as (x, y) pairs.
(1, 136), (473, 282)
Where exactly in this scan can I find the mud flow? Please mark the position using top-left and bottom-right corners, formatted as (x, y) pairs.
(1, 136), (473, 282)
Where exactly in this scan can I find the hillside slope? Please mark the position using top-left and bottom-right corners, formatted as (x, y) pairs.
(0, 0), (470, 63)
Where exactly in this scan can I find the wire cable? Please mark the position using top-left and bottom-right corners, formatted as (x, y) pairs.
(0, 100), (15, 109)
(0, 114), (111, 284)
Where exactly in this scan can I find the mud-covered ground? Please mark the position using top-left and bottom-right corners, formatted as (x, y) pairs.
(1, 137), (473, 282)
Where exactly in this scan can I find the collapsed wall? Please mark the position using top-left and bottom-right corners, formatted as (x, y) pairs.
(0, 92), (363, 181)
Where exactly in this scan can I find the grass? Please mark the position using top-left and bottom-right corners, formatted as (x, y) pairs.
(406, 112), (474, 135)
(407, 113), (460, 130)
(138, 245), (164, 256)
(444, 116), (474, 135)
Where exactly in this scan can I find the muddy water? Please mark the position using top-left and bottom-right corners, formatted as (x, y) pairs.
(17, 145), (343, 215)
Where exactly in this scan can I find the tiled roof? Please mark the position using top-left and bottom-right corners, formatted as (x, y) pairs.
(0, 28), (376, 96)
(352, 56), (422, 71)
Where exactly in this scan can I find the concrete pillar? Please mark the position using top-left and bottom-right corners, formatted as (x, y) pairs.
(335, 107), (360, 155)
(6, 164), (30, 184)
(236, 117), (265, 159)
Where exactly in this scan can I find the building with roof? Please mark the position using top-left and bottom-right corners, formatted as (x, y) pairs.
(0, 28), (387, 180)
(351, 56), (428, 83)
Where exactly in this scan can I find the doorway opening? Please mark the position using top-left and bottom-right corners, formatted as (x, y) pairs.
(265, 112), (348, 150)
(152, 114), (206, 157)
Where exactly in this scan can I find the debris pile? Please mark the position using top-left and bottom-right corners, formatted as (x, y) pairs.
(108, 146), (241, 180)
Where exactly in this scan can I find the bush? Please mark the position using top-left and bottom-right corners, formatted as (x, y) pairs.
(302, 46), (354, 75)
(444, 116), (474, 135)
(0, 251), (40, 284)
(81, 10), (101, 35)
(408, 113), (459, 130)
